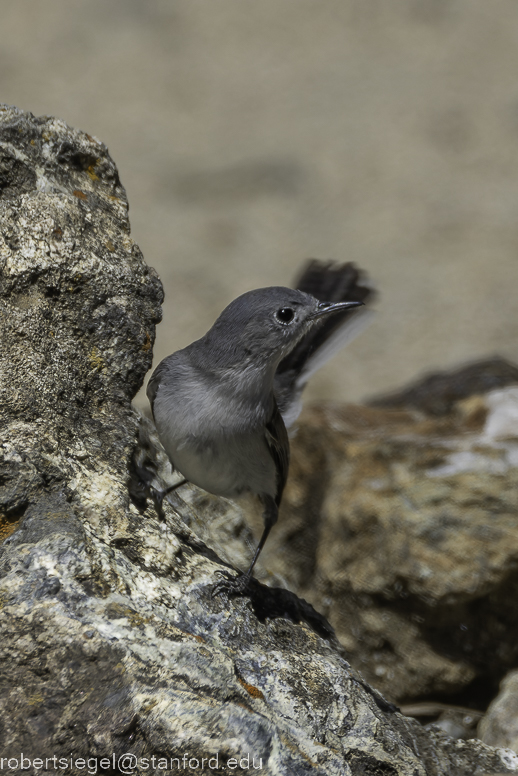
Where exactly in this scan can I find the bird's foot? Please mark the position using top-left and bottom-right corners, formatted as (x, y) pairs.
(211, 569), (252, 598)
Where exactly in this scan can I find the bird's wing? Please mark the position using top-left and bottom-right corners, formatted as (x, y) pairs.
(146, 362), (166, 419)
(264, 399), (290, 507)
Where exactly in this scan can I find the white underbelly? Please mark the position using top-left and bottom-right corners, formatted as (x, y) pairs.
(160, 429), (276, 499)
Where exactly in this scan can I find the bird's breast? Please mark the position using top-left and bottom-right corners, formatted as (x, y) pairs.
(153, 374), (276, 499)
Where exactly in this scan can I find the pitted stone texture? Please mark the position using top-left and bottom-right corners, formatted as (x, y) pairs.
(0, 106), (514, 776)
(0, 104), (162, 542)
(0, 104), (162, 431)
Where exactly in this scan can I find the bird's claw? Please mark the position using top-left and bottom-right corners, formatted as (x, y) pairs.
(211, 569), (252, 598)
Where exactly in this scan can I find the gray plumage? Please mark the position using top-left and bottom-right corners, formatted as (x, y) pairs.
(147, 263), (371, 592)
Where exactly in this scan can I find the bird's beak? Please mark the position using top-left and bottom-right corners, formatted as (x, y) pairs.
(309, 300), (364, 320)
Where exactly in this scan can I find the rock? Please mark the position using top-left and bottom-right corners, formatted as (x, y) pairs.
(0, 104), (515, 775)
(479, 671), (518, 753)
(368, 357), (518, 416)
(251, 372), (518, 708)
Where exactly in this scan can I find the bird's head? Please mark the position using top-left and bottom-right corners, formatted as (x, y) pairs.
(200, 286), (363, 370)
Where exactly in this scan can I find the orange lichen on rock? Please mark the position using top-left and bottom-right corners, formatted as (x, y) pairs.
(237, 676), (264, 700)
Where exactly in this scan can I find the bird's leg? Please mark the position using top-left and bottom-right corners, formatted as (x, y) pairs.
(152, 478), (189, 518)
(163, 478), (189, 498)
(244, 495), (278, 579)
(212, 494), (278, 596)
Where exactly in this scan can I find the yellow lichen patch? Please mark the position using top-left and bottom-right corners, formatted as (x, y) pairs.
(87, 163), (99, 182)
(27, 692), (44, 706)
(88, 347), (104, 372)
(105, 603), (150, 629)
(106, 240), (116, 252)
(73, 189), (87, 200)
(178, 630), (205, 642)
(126, 610), (151, 629)
(0, 517), (19, 543)
(280, 734), (318, 767)
(141, 332), (152, 352)
(237, 676), (264, 700)
(67, 272), (84, 293)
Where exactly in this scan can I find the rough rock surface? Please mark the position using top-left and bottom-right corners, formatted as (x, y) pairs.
(0, 105), (516, 775)
(248, 363), (518, 710)
(479, 670), (518, 754)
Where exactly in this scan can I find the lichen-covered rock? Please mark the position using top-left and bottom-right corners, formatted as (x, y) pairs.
(253, 366), (518, 707)
(0, 103), (163, 547)
(0, 105), (515, 776)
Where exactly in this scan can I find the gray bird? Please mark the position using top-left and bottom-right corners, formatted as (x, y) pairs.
(147, 261), (371, 593)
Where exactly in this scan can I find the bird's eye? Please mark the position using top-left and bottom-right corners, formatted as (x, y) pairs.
(275, 307), (295, 325)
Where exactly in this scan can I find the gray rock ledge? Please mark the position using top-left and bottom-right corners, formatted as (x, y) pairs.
(0, 105), (515, 776)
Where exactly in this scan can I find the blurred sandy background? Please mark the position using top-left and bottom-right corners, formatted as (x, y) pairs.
(2, 0), (518, 409)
